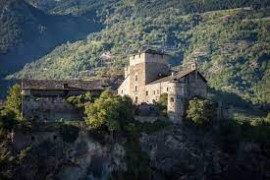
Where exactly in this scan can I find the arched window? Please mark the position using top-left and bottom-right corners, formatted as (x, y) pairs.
(135, 86), (138, 92)
(170, 97), (175, 102)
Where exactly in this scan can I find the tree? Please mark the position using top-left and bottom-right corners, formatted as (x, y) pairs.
(186, 97), (216, 125)
(67, 91), (93, 108)
(85, 90), (133, 133)
(2, 84), (22, 121)
(156, 93), (168, 116)
(0, 111), (17, 130)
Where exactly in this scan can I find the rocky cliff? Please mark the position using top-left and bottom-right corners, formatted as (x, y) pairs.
(11, 122), (270, 179)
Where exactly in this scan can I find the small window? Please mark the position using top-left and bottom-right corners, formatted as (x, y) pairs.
(135, 86), (138, 92)
(121, 90), (124, 94)
(31, 136), (35, 141)
(167, 87), (169, 92)
(53, 135), (58, 140)
(63, 83), (68, 89)
(135, 97), (138, 103)
(146, 91), (148, 96)
(135, 75), (138, 81)
(154, 90), (155, 95)
(170, 97), (175, 102)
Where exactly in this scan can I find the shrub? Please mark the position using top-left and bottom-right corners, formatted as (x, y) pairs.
(2, 84), (22, 121)
(186, 97), (216, 125)
(156, 93), (168, 116)
(0, 111), (17, 130)
(85, 90), (134, 133)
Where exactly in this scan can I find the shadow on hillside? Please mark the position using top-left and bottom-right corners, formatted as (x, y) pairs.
(0, 6), (103, 98)
(209, 88), (251, 108)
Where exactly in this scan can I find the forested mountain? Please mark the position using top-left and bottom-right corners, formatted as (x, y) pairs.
(4, 0), (270, 106)
(0, 0), (101, 78)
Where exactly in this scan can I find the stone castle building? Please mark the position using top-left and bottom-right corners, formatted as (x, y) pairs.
(21, 49), (208, 123)
(118, 49), (208, 123)
(21, 80), (106, 121)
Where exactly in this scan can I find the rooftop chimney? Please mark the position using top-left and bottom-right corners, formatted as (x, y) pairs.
(191, 62), (197, 70)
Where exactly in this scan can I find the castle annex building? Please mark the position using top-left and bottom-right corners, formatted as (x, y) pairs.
(21, 80), (106, 121)
(118, 49), (208, 123)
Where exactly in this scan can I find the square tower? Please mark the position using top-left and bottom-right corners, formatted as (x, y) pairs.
(118, 49), (170, 104)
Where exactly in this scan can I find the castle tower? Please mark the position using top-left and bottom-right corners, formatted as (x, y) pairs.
(118, 49), (170, 104)
(167, 81), (186, 123)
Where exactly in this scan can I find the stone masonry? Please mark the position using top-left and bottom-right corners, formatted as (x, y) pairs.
(118, 49), (208, 123)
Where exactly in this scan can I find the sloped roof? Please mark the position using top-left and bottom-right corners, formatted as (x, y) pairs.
(22, 80), (107, 91)
(148, 69), (207, 85)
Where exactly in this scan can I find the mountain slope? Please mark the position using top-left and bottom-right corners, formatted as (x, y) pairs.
(7, 0), (270, 106)
(0, 0), (101, 77)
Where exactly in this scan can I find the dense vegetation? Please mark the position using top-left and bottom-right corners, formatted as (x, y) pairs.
(85, 90), (134, 133)
(7, 0), (270, 107)
(187, 97), (216, 125)
(0, 0), (101, 87)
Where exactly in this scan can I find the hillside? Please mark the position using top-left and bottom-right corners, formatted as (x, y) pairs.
(8, 1), (270, 104)
(0, 0), (101, 79)
(25, 0), (116, 16)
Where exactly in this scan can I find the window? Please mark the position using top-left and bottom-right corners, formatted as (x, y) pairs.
(135, 75), (138, 81)
(53, 135), (58, 140)
(63, 83), (68, 89)
(167, 87), (169, 92)
(154, 90), (155, 95)
(146, 91), (148, 96)
(135, 86), (138, 92)
(31, 136), (35, 141)
(121, 90), (124, 94)
(170, 97), (175, 102)
(135, 97), (138, 103)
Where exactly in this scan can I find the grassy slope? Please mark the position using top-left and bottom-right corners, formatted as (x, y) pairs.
(9, 1), (270, 106)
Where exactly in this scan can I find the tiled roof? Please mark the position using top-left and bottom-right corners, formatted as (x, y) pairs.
(22, 80), (107, 90)
(148, 69), (207, 85)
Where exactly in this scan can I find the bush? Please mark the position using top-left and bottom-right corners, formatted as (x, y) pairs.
(2, 84), (22, 121)
(156, 93), (168, 116)
(0, 111), (17, 130)
(186, 97), (216, 125)
(85, 90), (134, 133)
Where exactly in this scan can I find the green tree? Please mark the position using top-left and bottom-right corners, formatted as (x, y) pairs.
(0, 112), (17, 130)
(264, 113), (270, 123)
(85, 90), (133, 133)
(0, 129), (16, 179)
(186, 97), (216, 125)
(2, 84), (22, 120)
(156, 93), (168, 116)
(67, 92), (93, 108)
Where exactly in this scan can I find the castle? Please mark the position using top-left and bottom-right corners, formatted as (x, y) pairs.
(117, 49), (208, 123)
(21, 49), (208, 123)
(21, 80), (106, 121)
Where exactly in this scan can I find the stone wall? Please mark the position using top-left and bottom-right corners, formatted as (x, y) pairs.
(167, 72), (208, 123)
(119, 52), (170, 104)
(22, 96), (82, 121)
(145, 81), (170, 104)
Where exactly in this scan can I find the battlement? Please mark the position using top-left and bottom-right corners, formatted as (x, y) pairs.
(129, 50), (169, 66)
